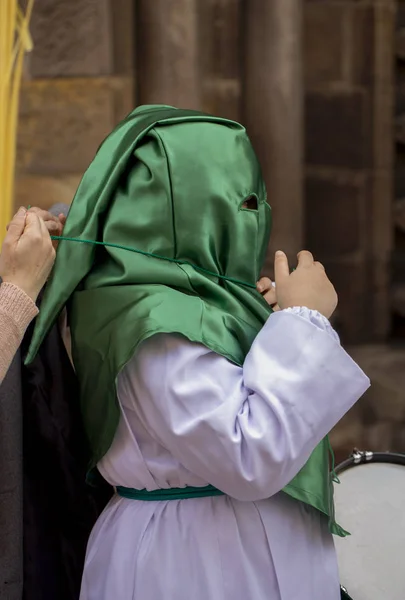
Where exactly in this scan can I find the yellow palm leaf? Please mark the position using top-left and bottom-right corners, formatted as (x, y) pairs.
(0, 0), (34, 243)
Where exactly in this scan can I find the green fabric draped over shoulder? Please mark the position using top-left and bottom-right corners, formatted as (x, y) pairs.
(26, 105), (346, 537)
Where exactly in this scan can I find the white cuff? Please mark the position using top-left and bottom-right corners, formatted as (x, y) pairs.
(282, 307), (340, 344)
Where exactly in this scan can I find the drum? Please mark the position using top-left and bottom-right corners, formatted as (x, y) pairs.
(334, 450), (405, 600)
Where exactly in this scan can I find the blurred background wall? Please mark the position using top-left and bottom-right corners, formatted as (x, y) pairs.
(14, 0), (405, 461)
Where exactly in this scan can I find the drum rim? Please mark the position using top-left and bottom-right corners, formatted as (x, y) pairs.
(335, 449), (405, 475)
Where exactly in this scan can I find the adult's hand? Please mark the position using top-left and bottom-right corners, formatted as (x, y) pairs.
(0, 207), (56, 301)
(27, 206), (66, 248)
(274, 250), (338, 319)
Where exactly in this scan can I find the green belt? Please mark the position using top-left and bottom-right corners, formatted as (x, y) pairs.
(116, 484), (225, 501)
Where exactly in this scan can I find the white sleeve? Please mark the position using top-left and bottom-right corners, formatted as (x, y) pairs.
(122, 308), (370, 501)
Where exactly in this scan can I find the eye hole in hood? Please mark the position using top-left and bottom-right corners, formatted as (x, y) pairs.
(241, 194), (258, 211)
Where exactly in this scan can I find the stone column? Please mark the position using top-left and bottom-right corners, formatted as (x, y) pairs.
(198, 0), (243, 121)
(137, 0), (202, 110)
(243, 0), (304, 271)
(371, 0), (395, 339)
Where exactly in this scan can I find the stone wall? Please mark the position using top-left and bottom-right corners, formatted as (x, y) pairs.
(304, 0), (395, 346)
(15, 0), (134, 212)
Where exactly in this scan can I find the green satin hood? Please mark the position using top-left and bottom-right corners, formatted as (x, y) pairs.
(27, 105), (272, 364)
(26, 105), (345, 537)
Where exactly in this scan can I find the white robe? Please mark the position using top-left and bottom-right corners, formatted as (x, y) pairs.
(79, 307), (370, 600)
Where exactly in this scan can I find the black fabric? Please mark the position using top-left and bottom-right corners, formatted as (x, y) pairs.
(0, 353), (23, 600)
(21, 306), (112, 600)
(340, 587), (354, 600)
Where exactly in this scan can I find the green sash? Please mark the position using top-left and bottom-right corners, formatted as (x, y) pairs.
(117, 485), (224, 501)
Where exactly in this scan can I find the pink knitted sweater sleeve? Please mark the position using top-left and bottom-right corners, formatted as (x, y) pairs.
(0, 283), (38, 384)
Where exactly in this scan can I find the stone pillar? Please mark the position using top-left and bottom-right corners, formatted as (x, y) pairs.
(136, 0), (202, 109)
(15, 0), (135, 211)
(371, 0), (395, 340)
(198, 0), (243, 121)
(243, 0), (304, 271)
(394, 1), (405, 323)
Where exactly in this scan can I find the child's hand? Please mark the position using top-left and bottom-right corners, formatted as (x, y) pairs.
(274, 250), (338, 319)
(256, 277), (280, 311)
